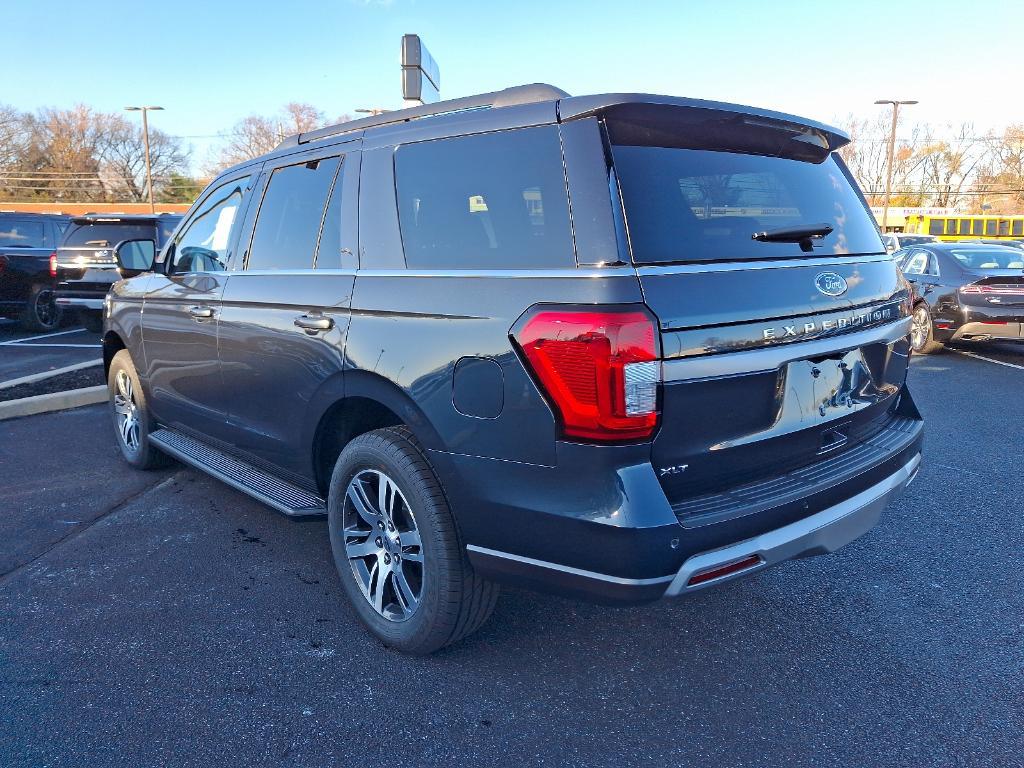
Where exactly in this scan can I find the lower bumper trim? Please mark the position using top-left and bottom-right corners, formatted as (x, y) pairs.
(55, 298), (104, 310)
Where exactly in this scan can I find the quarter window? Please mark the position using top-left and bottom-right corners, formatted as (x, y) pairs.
(902, 251), (929, 275)
(248, 157), (340, 271)
(171, 176), (248, 273)
(394, 126), (574, 270)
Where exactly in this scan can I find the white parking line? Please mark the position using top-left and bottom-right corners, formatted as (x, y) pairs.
(951, 348), (1024, 371)
(1, 343), (101, 349)
(0, 360), (102, 390)
(0, 328), (90, 346)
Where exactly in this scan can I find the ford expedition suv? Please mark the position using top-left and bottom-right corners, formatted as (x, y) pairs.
(101, 85), (924, 654)
(54, 213), (181, 332)
(0, 211), (70, 331)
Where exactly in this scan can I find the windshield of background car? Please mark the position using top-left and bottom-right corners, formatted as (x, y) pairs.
(61, 223), (155, 248)
(949, 248), (1024, 269)
(605, 105), (882, 264)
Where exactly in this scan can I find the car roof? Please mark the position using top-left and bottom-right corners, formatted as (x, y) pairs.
(70, 214), (182, 224)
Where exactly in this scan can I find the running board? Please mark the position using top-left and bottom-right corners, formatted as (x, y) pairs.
(150, 428), (326, 518)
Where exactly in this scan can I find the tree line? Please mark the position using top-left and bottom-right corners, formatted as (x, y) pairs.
(1, 100), (1022, 215)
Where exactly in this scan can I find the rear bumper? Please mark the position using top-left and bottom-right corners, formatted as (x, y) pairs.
(949, 320), (1023, 341)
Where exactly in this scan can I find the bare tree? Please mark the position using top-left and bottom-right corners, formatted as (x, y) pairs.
(19, 105), (107, 201)
(213, 102), (332, 171)
(975, 124), (1024, 213)
(836, 113), (927, 205)
(914, 123), (989, 208)
(99, 115), (189, 202)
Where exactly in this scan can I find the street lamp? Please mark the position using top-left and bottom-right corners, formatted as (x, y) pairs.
(874, 99), (918, 232)
(356, 108), (389, 116)
(124, 106), (164, 213)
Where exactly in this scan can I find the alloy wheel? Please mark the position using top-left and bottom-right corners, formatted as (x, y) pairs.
(910, 306), (930, 351)
(34, 289), (59, 329)
(113, 370), (141, 451)
(342, 469), (425, 622)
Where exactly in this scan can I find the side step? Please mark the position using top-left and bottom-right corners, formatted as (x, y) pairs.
(150, 428), (326, 518)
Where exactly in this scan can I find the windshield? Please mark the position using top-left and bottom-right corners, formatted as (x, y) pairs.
(612, 146), (883, 264)
(61, 223), (155, 248)
(950, 248), (1024, 269)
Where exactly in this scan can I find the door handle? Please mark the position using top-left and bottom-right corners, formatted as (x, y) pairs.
(188, 305), (214, 319)
(294, 314), (334, 332)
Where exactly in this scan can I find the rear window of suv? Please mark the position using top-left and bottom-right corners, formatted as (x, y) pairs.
(394, 126), (574, 270)
(62, 223), (155, 248)
(609, 115), (883, 264)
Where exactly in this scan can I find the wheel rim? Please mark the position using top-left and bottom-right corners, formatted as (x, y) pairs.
(34, 289), (58, 328)
(911, 307), (930, 351)
(342, 469), (424, 622)
(113, 370), (141, 452)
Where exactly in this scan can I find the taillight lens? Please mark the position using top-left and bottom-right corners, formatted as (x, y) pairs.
(0, 255), (7, 276)
(49, 252), (57, 277)
(512, 307), (660, 442)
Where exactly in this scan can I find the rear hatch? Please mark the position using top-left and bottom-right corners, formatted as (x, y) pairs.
(605, 103), (913, 521)
(951, 247), (1024, 315)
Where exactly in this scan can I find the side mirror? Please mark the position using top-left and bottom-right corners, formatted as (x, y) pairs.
(113, 239), (157, 277)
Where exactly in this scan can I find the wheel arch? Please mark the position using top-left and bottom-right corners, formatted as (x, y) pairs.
(102, 330), (128, 377)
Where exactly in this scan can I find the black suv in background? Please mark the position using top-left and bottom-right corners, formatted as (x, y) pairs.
(54, 214), (181, 331)
(0, 211), (70, 331)
(101, 85), (924, 654)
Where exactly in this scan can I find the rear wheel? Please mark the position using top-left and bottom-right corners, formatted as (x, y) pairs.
(910, 303), (944, 354)
(327, 427), (499, 654)
(107, 350), (171, 469)
(19, 284), (62, 332)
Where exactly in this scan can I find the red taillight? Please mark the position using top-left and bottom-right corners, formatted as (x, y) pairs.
(687, 554), (763, 587)
(513, 307), (660, 442)
(49, 251), (57, 277)
(0, 255), (7, 276)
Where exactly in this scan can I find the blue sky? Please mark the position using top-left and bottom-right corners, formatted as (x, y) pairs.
(7, 0), (1020, 172)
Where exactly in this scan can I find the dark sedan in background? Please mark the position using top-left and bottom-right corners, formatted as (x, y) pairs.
(897, 242), (1024, 353)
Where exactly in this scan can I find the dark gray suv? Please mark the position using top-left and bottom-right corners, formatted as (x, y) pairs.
(102, 85), (924, 653)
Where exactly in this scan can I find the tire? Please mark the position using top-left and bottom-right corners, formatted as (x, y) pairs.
(107, 349), (171, 470)
(327, 426), (499, 654)
(910, 303), (944, 355)
(80, 311), (103, 333)
(19, 284), (62, 332)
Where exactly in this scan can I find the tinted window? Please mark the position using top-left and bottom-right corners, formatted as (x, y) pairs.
(315, 160), (345, 269)
(395, 126), (574, 269)
(959, 218), (971, 234)
(928, 219), (944, 235)
(62, 223), (154, 248)
(248, 156), (340, 271)
(156, 218), (182, 245)
(984, 220), (997, 235)
(171, 176), (248, 273)
(612, 146), (882, 263)
(1013, 220), (1023, 236)
(0, 218), (46, 247)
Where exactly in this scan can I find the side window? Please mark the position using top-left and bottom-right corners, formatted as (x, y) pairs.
(247, 156), (340, 271)
(903, 251), (928, 275)
(315, 159), (345, 269)
(394, 126), (574, 270)
(928, 219), (944, 236)
(0, 218), (47, 248)
(984, 220), (996, 236)
(1013, 220), (1023, 237)
(171, 176), (248, 273)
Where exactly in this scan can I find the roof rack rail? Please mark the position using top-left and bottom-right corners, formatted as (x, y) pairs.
(278, 83), (569, 150)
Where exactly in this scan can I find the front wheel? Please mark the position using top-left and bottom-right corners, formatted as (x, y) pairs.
(107, 350), (171, 469)
(19, 284), (62, 332)
(327, 427), (499, 654)
(910, 304), (944, 354)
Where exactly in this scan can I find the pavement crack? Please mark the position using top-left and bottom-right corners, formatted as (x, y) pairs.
(0, 472), (181, 586)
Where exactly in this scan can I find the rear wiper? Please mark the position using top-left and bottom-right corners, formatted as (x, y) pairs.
(752, 223), (834, 253)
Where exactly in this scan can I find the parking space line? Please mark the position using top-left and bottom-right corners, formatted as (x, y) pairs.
(1, 343), (101, 349)
(0, 328), (90, 346)
(951, 348), (1024, 371)
(0, 360), (102, 390)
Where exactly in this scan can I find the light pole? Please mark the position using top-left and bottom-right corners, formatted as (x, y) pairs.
(874, 99), (917, 232)
(124, 106), (164, 213)
(356, 108), (389, 116)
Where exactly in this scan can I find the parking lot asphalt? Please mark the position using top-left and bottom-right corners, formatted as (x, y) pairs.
(0, 321), (101, 383)
(1, 346), (1022, 767)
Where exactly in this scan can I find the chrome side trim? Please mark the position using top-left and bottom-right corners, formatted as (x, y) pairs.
(466, 544), (675, 587)
(354, 267), (637, 278)
(635, 253), (891, 276)
(664, 453), (921, 596)
(662, 316), (912, 383)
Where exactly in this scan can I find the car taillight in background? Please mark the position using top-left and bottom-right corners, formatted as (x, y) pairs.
(49, 251), (57, 277)
(0, 255), (7, 276)
(961, 283), (1024, 295)
(512, 306), (660, 442)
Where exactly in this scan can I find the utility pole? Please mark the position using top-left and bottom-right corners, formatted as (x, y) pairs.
(124, 106), (164, 213)
(874, 99), (917, 232)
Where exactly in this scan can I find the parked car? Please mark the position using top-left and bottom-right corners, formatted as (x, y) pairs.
(896, 242), (1024, 353)
(881, 233), (937, 253)
(101, 85), (924, 654)
(54, 214), (181, 332)
(978, 238), (1024, 250)
(0, 211), (70, 331)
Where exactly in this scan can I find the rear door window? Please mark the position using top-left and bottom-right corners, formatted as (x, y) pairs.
(394, 126), (574, 270)
(63, 223), (154, 248)
(611, 145), (883, 263)
(247, 156), (340, 271)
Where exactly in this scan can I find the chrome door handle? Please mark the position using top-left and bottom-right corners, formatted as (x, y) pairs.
(294, 314), (334, 332)
(188, 305), (214, 319)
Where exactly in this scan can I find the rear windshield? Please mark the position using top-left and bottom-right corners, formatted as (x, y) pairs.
(899, 235), (935, 246)
(0, 218), (47, 248)
(156, 218), (182, 245)
(61, 223), (155, 248)
(949, 248), (1024, 269)
(612, 147), (883, 264)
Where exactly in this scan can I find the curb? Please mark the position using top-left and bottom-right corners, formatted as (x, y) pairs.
(0, 385), (107, 421)
(0, 360), (102, 390)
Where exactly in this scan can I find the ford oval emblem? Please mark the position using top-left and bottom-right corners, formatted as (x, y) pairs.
(815, 272), (848, 297)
